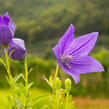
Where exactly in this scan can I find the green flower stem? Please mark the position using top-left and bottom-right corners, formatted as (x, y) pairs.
(4, 47), (17, 109)
(66, 92), (69, 106)
(24, 58), (28, 91)
(51, 64), (59, 108)
(54, 64), (59, 80)
(24, 58), (29, 109)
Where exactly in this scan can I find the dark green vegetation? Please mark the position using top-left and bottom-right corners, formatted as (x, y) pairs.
(0, 0), (109, 98)
(0, 0), (109, 43)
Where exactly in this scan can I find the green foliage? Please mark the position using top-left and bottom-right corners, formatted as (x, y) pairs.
(45, 75), (75, 109)
(0, 0), (108, 42)
(0, 49), (109, 98)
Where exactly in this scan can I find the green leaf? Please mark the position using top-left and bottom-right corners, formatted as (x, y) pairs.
(13, 73), (23, 83)
(28, 68), (33, 74)
(21, 74), (25, 81)
(33, 95), (49, 106)
(14, 89), (21, 97)
(28, 82), (34, 89)
(33, 94), (49, 101)
(18, 83), (27, 96)
(44, 77), (51, 87)
(15, 97), (23, 108)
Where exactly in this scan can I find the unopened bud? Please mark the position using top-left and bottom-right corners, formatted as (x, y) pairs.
(65, 78), (71, 93)
(54, 77), (61, 90)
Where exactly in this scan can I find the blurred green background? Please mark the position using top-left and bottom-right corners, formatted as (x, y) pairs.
(0, 0), (109, 108)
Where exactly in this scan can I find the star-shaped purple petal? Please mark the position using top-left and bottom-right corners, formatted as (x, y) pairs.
(53, 24), (104, 84)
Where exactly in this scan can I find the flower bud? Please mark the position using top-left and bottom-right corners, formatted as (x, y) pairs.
(0, 12), (16, 46)
(8, 38), (26, 61)
(54, 77), (61, 90)
(65, 78), (71, 93)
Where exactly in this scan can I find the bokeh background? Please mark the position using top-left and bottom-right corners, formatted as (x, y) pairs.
(0, 0), (109, 108)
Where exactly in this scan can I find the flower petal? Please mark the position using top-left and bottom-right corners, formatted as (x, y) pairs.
(3, 12), (16, 35)
(9, 20), (16, 36)
(0, 16), (2, 24)
(8, 38), (26, 61)
(70, 56), (104, 74)
(57, 59), (80, 84)
(57, 24), (75, 55)
(52, 44), (60, 58)
(0, 25), (12, 45)
(12, 38), (26, 50)
(64, 32), (98, 57)
(3, 12), (10, 25)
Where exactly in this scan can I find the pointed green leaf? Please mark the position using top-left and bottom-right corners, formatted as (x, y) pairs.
(33, 95), (49, 106)
(44, 77), (51, 87)
(15, 97), (23, 108)
(13, 73), (23, 83)
(21, 74), (25, 81)
(28, 82), (34, 89)
(29, 68), (33, 74)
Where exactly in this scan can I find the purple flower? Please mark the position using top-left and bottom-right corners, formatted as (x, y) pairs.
(8, 38), (26, 61)
(53, 24), (104, 84)
(0, 12), (16, 45)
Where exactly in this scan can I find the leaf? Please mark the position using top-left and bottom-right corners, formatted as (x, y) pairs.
(44, 77), (51, 87)
(33, 95), (49, 106)
(14, 89), (21, 97)
(0, 58), (7, 70)
(15, 97), (23, 108)
(18, 83), (27, 97)
(28, 68), (33, 74)
(21, 74), (25, 81)
(33, 94), (49, 101)
(28, 82), (34, 89)
(13, 73), (23, 83)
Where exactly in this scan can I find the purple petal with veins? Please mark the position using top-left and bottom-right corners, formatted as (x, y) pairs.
(53, 24), (104, 84)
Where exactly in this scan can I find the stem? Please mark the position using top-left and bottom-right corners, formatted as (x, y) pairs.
(5, 48), (13, 84)
(66, 92), (69, 106)
(52, 64), (59, 108)
(5, 48), (17, 109)
(24, 58), (29, 109)
(54, 64), (59, 80)
(24, 58), (28, 90)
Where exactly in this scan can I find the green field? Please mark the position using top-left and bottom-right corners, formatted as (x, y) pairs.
(0, 89), (109, 109)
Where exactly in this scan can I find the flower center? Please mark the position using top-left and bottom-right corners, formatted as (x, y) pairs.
(60, 55), (72, 68)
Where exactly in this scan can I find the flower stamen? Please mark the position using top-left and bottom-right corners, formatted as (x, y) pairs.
(60, 55), (72, 68)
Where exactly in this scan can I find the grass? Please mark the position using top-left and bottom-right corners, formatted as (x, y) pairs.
(0, 89), (109, 109)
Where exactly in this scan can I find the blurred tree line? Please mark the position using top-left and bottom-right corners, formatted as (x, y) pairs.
(0, 0), (108, 43)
